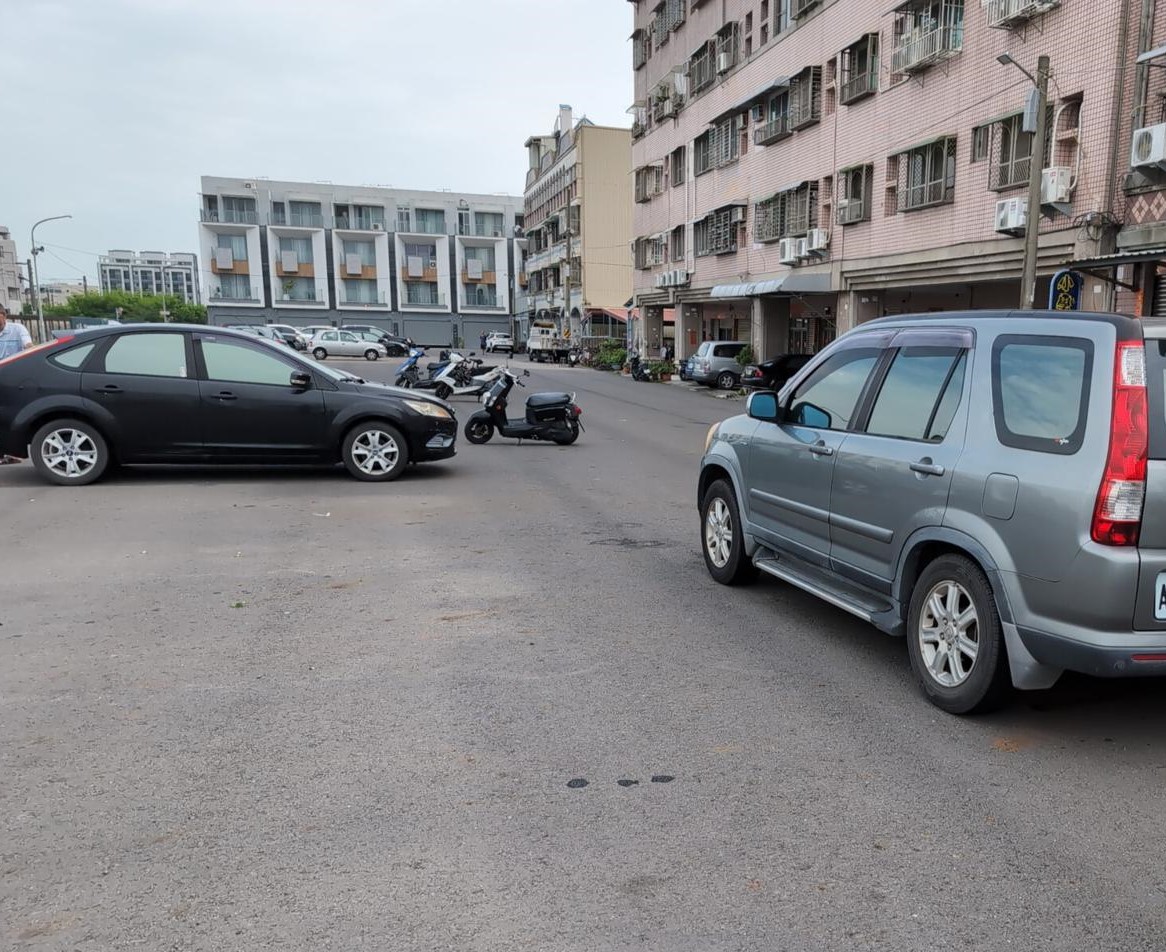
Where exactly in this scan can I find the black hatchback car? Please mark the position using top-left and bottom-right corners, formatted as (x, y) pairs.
(0, 324), (457, 485)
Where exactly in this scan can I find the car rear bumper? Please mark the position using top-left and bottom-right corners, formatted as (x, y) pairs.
(1017, 625), (1166, 678)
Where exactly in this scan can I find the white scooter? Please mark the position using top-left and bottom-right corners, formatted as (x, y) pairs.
(430, 353), (506, 399)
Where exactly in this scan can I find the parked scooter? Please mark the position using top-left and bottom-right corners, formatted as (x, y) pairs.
(427, 353), (501, 399)
(629, 354), (653, 382)
(463, 368), (582, 445)
(393, 347), (428, 388)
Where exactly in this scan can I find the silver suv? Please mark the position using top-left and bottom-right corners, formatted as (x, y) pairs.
(691, 340), (748, 389)
(698, 310), (1166, 713)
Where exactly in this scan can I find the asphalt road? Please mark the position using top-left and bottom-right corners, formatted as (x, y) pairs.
(3, 359), (1166, 951)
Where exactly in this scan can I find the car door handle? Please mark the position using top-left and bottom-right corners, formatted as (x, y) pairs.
(910, 459), (946, 476)
(96, 385), (122, 395)
(213, 391), (238, 402)
(808, 442), (834, 457)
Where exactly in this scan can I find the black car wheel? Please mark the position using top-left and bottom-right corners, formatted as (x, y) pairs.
(700, 479), (757, 585)
(464, 419), (494, 444)
(364, 349), (380, 361)
(313, 347), (327, 360)
(342, 422), (409, 482)
(30, 418), (110, 486)
(716, 371), (738, 390)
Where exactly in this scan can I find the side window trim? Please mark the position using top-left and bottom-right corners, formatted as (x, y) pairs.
(922, 352), (967, 441)
(856, 346), (968, 442)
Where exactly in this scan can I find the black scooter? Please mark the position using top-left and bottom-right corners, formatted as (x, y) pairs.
(464, 369), (583, 446)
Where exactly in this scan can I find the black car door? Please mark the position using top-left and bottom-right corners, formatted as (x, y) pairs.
(80, 330), (203, 461)
(194, 332), (328, 460)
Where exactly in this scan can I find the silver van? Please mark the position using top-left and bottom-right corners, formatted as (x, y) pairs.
(698, 310), (1166, 713)
(691, 340), (748, 389)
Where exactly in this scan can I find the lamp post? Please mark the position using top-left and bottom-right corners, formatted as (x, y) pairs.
(30, 214), (72, 342)
(997, 53), (1049, 310)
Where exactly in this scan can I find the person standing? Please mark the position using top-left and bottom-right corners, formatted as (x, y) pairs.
(0, 303), (32, 463)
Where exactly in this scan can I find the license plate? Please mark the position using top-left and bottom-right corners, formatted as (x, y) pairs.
(1156, 572), (1166, 621)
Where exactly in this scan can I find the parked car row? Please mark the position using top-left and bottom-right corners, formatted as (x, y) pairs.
(222, 324), (413, 360)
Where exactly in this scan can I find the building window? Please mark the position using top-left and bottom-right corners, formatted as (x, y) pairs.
(753, 183), (818, 242)
(790, 66), (822, 130)
(971, 125), (989, 163)
(895, 136), (957, 211)
(840, 34), (879, 105)
(287, 201), (322, 228)
(754, 90), (792, 146)
(634, 235), (666, 269)
(396, 206), (411, 232)
(775, 0), (792, 35)
(689, 41), (716, 94)
(671, 146), (686, 186)
(694, 206), (742, 257)
(695, 114), (743, 175)
(990, 114), (1035, 191)
(633, 29), (648, 70)
(891, 0), (964, 76)
(414, 209), (446, 234)
(716, 22), (741, 72)
(671, 225), (686, 261)
(838, 165), (873, 225)
(635, 165), (665, 203)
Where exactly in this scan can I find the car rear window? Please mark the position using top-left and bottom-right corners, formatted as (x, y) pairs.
(991, 335), (1092, 454)
(713, 343), (743, 358)
(49, 342), (97, 370)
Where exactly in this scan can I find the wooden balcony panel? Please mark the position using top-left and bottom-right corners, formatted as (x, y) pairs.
(461, 270), (497, 284)
(210, 260), (250, 275)
(400, 265), (439, 282)
(275, 262), (315, 277)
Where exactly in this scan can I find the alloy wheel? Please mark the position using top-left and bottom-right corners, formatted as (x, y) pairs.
(918, 580), (980, 687)
(704, 497), (733, 569)
(40, 427), (100, 480)
(350, 429), (400, 477)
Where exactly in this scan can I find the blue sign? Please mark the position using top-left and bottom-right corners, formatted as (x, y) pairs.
(1048, 269), (1082, 311)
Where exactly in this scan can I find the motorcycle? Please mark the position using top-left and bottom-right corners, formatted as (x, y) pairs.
(393, 347), (428, 388)
(629, 354), (653, 382)
(426, 353), (501, 399)
(464, 368), (583, 446)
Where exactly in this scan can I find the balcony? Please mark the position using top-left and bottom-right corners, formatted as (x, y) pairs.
(339, 292), (388, 308)
(210, 290), (259, 303)
(462, 270), (497, 284)
(210, 259), (250, 274)
(275, 261), (316, 277)
(277, 290), (326, 306)
(754, 115), (793, 146)
(839, 70), (877, 106)
(463, 297), (504, 311)
(271, 211), (325, 228)
(400, 263), (439, 282)
(335, 217), (387, 231)
(403, 288), (447, 308)
(892, 25), (962, 74)
(201, 208), (258, 224)
(985, 0), (1058, 28)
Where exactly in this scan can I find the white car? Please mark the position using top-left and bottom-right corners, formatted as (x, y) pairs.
(485, 333), (514, 354)
(310, 330), (388, 361)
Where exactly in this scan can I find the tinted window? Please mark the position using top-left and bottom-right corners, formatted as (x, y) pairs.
(50, 342), (97, 370)
(866, 347), (963, 441)
(340, 332), (358, 343)
(697, 342), (712, 356)
(203, 340), (297, 386)
(927, 355), (967, 442)
(103, 333), (188, 378)
(992, 336), (1092, 454)
(789, 348), (880, 431)
(713, 343), (743, 358)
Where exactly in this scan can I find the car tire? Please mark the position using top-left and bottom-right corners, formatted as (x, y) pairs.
(30, 418), (110, 486)
(341, 421), (409, 482)
(464, 418), (494, 444)
(700, 479), (757, 585)
(313, 347), (327, 360)
(364, 349), (380, 361)
(717, 371), (738, 390)
(907, 554), (1010, 715)
(552, 419), (580, 445)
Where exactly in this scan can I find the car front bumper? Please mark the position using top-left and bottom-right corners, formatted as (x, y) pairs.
(409, 418), (458, 461)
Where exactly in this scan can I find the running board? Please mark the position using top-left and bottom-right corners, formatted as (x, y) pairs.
(753, 551), (895, 624)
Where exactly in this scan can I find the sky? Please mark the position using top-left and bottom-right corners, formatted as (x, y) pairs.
(2, 0), (633, 283)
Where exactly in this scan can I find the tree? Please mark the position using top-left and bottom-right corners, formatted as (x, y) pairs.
(42, 291), (207, 324)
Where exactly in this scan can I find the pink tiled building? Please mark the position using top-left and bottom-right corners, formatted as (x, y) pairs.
(629, 0), (1163, 361)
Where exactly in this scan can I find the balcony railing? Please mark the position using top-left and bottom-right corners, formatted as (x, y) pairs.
(753, 115), (793, 146)
(837, 197), (869, 225)
(899, 179), (953, 212)
(992, 156), (1031, 191)
(403, 290), (447, 308)
(335, 218), (387, 231)
(271, 212), (324, 228)
(463, 298), (504, 310)
(839, 70), (877, 105)
(891, 25), (962, 74)
(278, 289), (324, 304)
(985, 0), (1058, 28)
(463, 269), (497, 284)
(210, 291), (259, 303)
(339, 292), (388, 307)
(201, 209), (258, 224)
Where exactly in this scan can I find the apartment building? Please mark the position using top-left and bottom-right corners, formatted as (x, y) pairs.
(629, 0), (1144, 360)
(0, 226), (23, 315)
(99, 250), (201, 304)
(40, 282), (87, 308)
(198, 176), (524, 345)
(522, 105), (633, 342)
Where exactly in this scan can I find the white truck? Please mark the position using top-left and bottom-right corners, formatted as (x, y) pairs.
(525, 321), (571, 363)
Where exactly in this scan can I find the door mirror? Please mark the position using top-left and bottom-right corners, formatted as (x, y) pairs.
(790, 401), (832, 429)
(746, 391), (781, 422)
(289, 370), (312, 390)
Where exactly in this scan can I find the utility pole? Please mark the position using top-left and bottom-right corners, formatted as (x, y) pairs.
(1020, 55), (1050, 310)
(30, 214), (72, 342)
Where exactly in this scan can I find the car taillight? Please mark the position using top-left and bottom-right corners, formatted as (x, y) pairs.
(1092, 341), (1148, 546)
(0, 337), (67, 367)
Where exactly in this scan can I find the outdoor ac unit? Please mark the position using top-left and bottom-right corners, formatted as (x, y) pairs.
(717, 52), (731, 73)
(994, 197), (1028, 234)
(778, 238), (798, 264)
(1131, 124), (1166, 170)
(655, 273), (669, 289)
(807, 228), (830, 252)
(795, 237), (809, 258)
(673, 268), (689, 284)
(730, 206), (746, 224)
(1040, 167), (1073, 205)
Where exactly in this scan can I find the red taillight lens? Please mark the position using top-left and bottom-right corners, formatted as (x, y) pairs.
(1092, 341), (1148, 546)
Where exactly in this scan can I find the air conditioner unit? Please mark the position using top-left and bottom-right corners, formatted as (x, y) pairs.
(717, 52), (731, 73)
(673, 268), (689, 284)
(795, 237), (809, 258)
(730, 206), (746, 224)
(655, 273), (669, 289)
(778, 238), (798, 264)
(1131, 124), (1166, 170)
(994, 197), (1028, 234)
(1040, 166), (1073, 205)
(807, 228), (830, 252)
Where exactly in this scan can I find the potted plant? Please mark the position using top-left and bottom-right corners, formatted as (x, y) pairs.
(650, 360), (673, 382)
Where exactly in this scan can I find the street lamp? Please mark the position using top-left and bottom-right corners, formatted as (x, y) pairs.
(997, 53), (1049, 309)
(30, 214), (72, 341)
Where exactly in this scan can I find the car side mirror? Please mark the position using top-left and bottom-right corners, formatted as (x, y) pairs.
(790, 401), (831, 429)
(289, 371), (312, 390)
(746, 391), (782, 422)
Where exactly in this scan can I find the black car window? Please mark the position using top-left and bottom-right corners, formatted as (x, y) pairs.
(50, 342), (97, 370)
(103, 333), (188, 378)
(866, 347), (963, 441)
(992, 335), (1092, 454)
(713, 344), (743, 358)
(926, 354), (967, 441)
(788, 348), (880, 431)
(202, 339), (298, 386)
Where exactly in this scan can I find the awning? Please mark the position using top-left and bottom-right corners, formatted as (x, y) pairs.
(710, 75), (791, 122)
(895, 132), (956, 155)
(1137, 44), (1166, 64)
(1068, 247), (1166, 268)
(710, 270), (833, 298)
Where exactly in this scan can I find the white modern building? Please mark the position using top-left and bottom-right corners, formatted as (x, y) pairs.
(0, 226), (24, 314)
(198, 176), (525, 345)
(99, 250), (200, 303)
